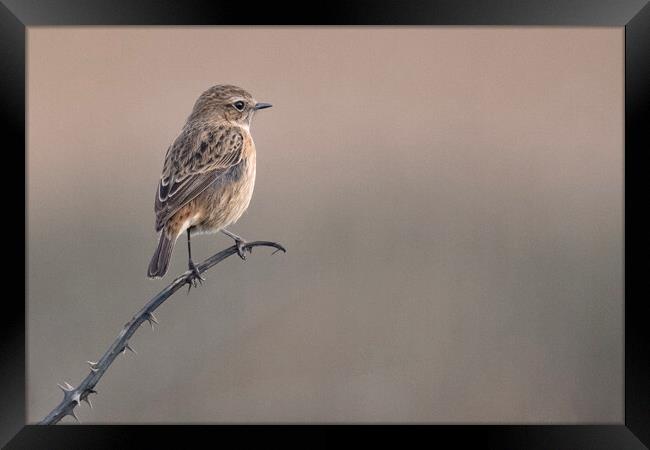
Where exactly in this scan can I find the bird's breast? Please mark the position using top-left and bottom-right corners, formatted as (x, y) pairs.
(198, 147), (256, 231)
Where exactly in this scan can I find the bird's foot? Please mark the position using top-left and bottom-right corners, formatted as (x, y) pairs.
(185, 260), (205, 293)
(221, 229), (252, 260)
(234, 238), (252, 260)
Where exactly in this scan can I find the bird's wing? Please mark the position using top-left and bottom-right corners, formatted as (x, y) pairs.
(154, 124), (244, 231)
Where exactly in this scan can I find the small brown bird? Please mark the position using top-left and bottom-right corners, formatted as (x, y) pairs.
(147, 85), (272, 280)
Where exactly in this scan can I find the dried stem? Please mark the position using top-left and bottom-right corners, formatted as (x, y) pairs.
(38, 240), (286, 425)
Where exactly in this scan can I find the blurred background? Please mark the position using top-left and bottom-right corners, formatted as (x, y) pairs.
(27, 27), (623, 423)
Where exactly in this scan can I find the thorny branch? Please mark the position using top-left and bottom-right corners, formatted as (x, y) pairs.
(39, 240), (286, 425)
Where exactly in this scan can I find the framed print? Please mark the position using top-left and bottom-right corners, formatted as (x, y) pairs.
(2, 0), (649, 448)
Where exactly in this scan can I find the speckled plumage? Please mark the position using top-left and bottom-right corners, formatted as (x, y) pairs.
(148, 85), (268, 278)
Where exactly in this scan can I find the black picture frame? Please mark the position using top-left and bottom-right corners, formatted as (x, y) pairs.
(3, 1), (648, 448)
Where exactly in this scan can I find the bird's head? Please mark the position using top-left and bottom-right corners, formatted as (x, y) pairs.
(189, 84), (272, 129)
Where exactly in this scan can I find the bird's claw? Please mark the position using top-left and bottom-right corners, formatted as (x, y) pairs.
(235, 239), (251, 260)
(185, 262), (205, 293)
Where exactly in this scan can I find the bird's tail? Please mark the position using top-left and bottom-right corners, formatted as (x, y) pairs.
(148, 232), (176, 278)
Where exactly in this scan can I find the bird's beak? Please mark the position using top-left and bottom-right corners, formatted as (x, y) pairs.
(254, 102), (272, 110)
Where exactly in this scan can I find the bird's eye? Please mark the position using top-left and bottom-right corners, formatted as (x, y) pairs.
(232, 101), (245, 111)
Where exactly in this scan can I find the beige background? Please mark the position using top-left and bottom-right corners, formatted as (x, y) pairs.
(27, 27), (623, 423)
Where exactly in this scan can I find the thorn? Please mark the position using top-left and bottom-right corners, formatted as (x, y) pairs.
(68, 409), (79, 422)
(82, 396), (93, 409)
(145, 312), (159, 330)
(123, 343), (137, 354)
(58, 382), (73, 393)
(86, 361), (99, 372)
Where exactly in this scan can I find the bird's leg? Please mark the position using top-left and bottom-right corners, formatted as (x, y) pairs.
(186, 228), (205, 290)
(221, 229), (250, 260)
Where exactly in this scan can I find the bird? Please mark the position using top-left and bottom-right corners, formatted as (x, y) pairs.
(147, 84), (272, 281)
